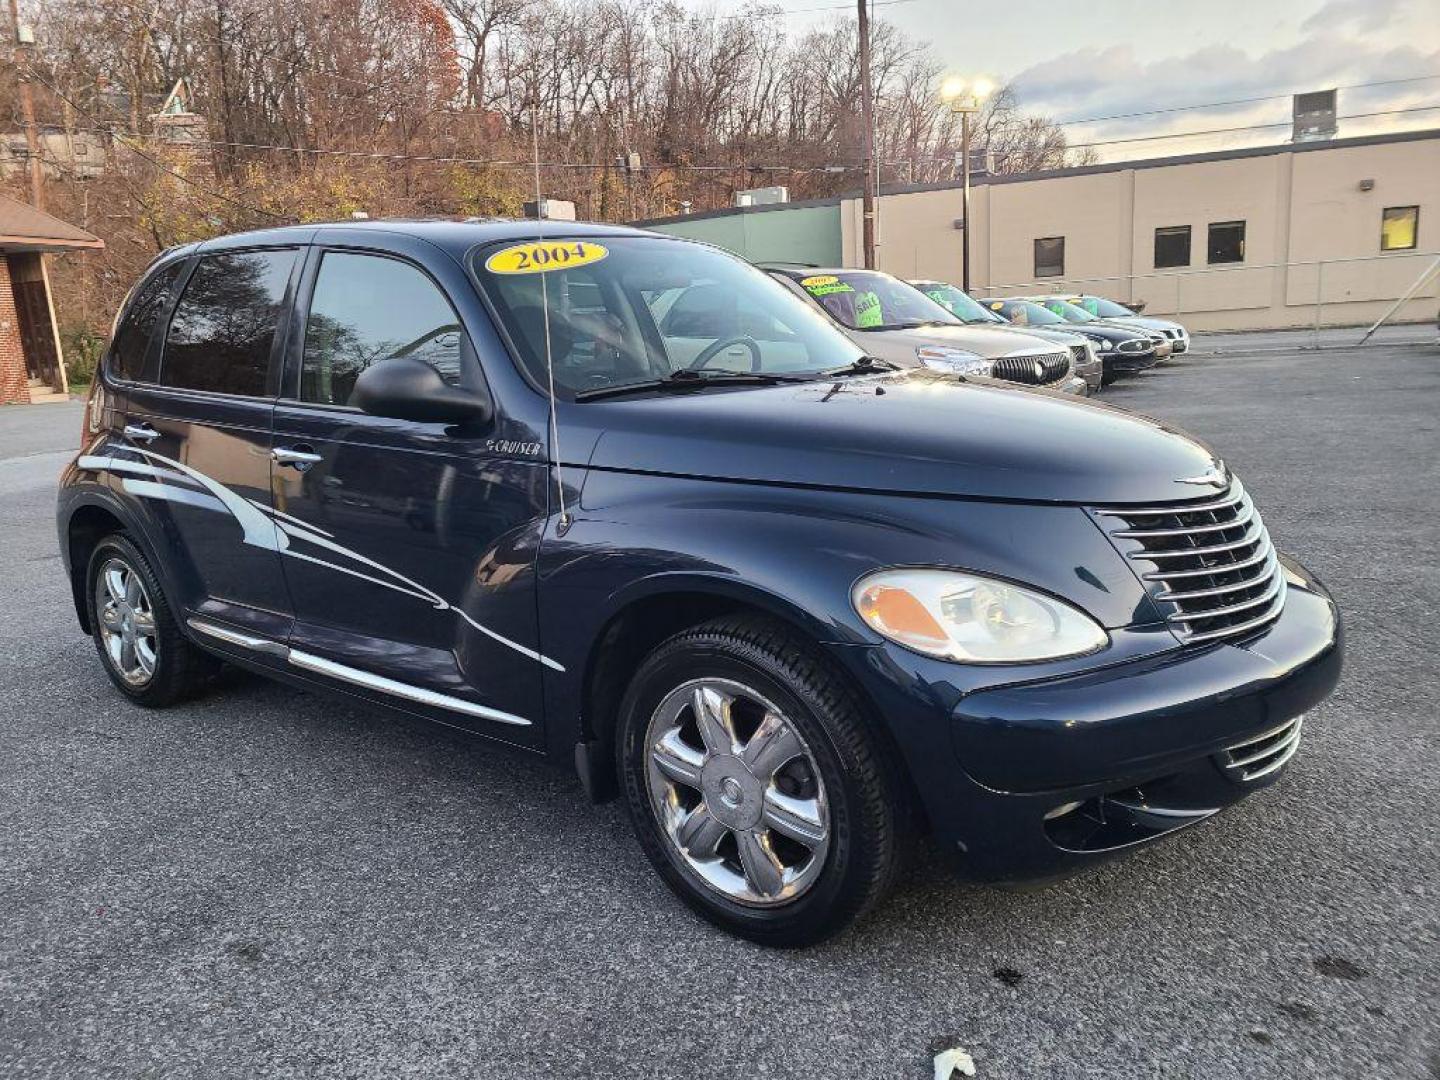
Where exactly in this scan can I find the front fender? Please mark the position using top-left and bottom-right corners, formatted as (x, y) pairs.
(535, 468), (1164, 758)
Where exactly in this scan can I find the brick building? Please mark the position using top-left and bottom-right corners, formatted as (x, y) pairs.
(0, 193), (103, 405)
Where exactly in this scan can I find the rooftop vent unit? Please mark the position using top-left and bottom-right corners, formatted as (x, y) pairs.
(524, 198), (577, 221)
(952, 147), (994, 179)
(1293, 90), (1337, 143)
(734, 186), (789, 208)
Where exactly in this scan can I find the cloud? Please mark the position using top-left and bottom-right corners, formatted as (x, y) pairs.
(1301, 0), (1406, 34)
(1007, 16), (1440, 160)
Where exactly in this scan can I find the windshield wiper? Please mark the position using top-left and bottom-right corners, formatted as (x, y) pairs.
(821, 355), (901, 378)
(574, 369), (810, 401)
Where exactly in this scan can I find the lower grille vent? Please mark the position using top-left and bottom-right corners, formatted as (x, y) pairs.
(1218, 716), (1304, 782)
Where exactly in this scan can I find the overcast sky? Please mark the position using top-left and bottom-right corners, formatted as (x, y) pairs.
(698, 0), (1440, 162)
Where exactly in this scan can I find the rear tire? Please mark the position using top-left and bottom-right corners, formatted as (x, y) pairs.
(617, 615), (903, 947)
(86, 534), (217, 707)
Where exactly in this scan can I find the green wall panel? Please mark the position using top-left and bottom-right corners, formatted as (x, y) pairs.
(645, 204), (842, 266)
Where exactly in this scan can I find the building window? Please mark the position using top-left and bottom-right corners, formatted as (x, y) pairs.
(1154, 226), (1191, 269)
(1380, 206), (1418, 252)
(1034, 236), (1064, 278)
(1207, 221), (1245, 264)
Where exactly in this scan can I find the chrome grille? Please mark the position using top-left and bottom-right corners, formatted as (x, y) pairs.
(992, 351), (1071, 386)
(1218, 716), (1304, 782)
(1068, 343), (1089, 367)
(1095, 477), (1286, 643)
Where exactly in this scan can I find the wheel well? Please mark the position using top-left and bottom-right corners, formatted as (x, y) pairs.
(577, 591), (924, 833)
(67, 505), (126, 633)
(582, 591), (749, 753)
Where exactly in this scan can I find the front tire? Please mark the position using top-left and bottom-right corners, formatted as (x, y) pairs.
(86, 534), (216, 707)
(617, 615), (903, 946)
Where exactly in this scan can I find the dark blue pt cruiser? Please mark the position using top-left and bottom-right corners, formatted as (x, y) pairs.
(58, 220), (1342, 946)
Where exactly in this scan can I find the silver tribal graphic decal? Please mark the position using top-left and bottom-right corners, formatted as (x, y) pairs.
(77, 449), (565, 672)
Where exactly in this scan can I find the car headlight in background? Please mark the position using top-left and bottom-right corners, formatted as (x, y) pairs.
(916, 346), (994, 376)
(853, 568), (1108, 663)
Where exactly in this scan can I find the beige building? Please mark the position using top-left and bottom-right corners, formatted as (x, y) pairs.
(843, 129), (1439, 331)
(648, 128), (1439, 332)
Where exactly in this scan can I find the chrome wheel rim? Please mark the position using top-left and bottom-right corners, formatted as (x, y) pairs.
(95, 558), (157, 687)
(644, 677), (830, 907)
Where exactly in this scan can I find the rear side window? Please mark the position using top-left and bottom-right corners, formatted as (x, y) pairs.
(109, 262), (183, 382)
(300, 252), (462, 406)
(160, 249), (297, 396)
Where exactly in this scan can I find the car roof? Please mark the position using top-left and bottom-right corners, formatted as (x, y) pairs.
(189, 217), (661, 260)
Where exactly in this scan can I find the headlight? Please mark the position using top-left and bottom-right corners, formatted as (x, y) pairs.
(916, 346), (993, 376)
(852, 568), (1108, 663)
(1084, 340), (1099, 362)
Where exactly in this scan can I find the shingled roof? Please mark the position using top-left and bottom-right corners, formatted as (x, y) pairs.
(0, 192), (104, 252)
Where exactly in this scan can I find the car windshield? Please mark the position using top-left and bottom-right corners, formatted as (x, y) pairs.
(793, 270), (962, 331)
(1036, 298), (1098, 323)
(913, 282), (1005, 324)
(473, 236), (865, 398)
(991, 299), (1066, 327)
(1077, 295), (1135, 318)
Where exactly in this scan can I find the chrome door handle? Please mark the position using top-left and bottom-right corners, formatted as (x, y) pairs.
(123, 423), (160, 443)
(272, 446), (324, 470)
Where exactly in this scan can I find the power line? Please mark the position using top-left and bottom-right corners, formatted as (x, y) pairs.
(1053, 72), (1440, 127)
(54, 102), (1440, 177)
(1062, 104), (1440, 150)
(45, 124), (846, 174)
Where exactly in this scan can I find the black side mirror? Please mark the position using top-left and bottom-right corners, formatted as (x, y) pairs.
(352, 354), (492, 425)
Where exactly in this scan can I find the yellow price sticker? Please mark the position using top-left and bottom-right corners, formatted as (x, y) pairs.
(485, 240), (609, 275)
(800, 275), (839, 287)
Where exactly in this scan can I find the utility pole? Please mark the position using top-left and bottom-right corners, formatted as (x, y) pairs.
(9, 0), (44, 210)
(960, 110), (972, 292)
(857, 0), (876, 269)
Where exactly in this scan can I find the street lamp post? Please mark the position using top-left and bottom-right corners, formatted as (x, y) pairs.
(940, 77), (994, 294)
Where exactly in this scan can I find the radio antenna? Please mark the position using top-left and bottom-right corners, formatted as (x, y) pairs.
(531, 95), (571, 532)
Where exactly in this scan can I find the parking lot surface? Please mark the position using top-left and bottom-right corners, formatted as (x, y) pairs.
(3, 345), (1437, 1078)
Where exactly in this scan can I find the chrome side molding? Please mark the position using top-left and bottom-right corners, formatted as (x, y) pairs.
(187, 617), (288, 657)
(186, 617), (530, 726)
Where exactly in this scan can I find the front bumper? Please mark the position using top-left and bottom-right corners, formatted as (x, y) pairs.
(1106, 348), (1160, 375)
(870, 565), (1342, 882)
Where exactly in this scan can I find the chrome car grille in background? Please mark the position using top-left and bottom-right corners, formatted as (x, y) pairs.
(1218, 716), (1304, 782)
(992, 351), (1071, 386)
(1094, 477), (1286, 643)
(1068, 343), (1090, 368)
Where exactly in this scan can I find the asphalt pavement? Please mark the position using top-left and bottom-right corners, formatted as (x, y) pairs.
(2, 346), (1437, 1078)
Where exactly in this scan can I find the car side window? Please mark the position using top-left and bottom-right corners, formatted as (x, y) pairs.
(109, 262), (184, 382)
(160, 249), (297, 396)
(300, 252), (463, 407)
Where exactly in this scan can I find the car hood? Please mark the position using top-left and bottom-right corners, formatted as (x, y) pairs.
(1089, 319), (1165, 337)
(1062, 323), (1148, 345)
(583, 369), (1221, 504)
(977, 324), (1087, 347)
(846, 323), (1062, 361)
(1113, 315), (1185, 333)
